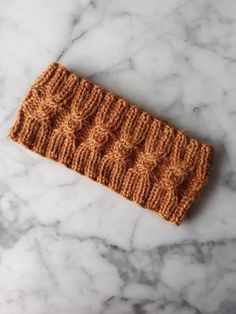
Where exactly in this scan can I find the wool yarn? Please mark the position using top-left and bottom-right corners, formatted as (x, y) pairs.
(8, 63), (214, 225)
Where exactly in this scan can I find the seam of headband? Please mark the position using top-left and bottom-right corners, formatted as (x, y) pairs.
(8, 62), (214, 225)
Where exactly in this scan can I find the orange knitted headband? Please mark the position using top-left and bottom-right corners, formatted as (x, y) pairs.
(8, 63), (214, 225)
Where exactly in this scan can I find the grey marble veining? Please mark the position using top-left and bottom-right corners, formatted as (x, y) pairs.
(0, 0), (236, 313)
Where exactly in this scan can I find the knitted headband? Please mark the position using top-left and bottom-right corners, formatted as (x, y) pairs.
(8, 63), (214, 225)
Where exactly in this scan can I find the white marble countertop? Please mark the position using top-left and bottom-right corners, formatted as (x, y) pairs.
(1, 1), (236, 313)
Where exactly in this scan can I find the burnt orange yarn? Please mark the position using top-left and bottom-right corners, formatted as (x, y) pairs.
(8, 63), (214, 225)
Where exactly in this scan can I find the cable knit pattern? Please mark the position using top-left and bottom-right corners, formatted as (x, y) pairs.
(8, 63), (214, 225)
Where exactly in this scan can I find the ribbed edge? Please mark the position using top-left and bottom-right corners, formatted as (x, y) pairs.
(8, 62), (214, 225)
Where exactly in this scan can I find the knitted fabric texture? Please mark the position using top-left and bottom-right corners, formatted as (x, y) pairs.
(8, 63), (214, 225)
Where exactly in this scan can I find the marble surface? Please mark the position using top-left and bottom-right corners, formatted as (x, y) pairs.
(0, 0), (236, 313)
